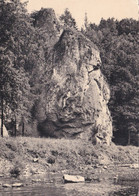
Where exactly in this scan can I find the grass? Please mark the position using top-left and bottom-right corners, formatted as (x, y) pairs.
(0, 136), (138, 183)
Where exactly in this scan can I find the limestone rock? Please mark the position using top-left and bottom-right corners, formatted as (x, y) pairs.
(35, 9), (112, 145)
(33, 8), (61, 49)
(63, 174), (85, 183)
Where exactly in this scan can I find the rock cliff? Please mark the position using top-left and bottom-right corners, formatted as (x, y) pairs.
(34, 9), (112, 145)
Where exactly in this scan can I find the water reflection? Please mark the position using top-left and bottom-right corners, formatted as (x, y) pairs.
(112, 180), (139, 196)
(112, 188), (138, 196)
(0, 181), (138, 196)
(0, 184), (67, 196)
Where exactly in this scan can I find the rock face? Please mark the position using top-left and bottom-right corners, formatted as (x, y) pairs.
(35, 9), (112, 145)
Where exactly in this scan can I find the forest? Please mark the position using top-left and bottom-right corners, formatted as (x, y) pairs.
(0, 0), (139, 145)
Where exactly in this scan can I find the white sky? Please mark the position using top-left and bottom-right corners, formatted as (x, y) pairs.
(24, 0), (139, 28)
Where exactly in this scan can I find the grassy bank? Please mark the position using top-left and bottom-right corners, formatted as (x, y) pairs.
(0, 137), (138, 194)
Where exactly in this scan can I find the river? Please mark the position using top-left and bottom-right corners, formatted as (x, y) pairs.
(0, 181), (138, 196)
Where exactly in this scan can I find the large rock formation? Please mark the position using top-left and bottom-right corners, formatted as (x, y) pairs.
(34, 9), (112, 145)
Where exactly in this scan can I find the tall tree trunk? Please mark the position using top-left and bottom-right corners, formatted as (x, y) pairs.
(1, 96), (4, 137)
(14, 115), (17, 137)
(137, 133), (139, 147)
(22, 120), (24, 136)
(128, 130), (130, 145)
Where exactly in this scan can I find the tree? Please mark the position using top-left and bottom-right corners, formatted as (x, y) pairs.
(84, 13), (88, 29)
(59, 8), (77, 28)
(0, 47), (19, 136)
(117, 19), (139, 35)
(0, 0), (34, 136)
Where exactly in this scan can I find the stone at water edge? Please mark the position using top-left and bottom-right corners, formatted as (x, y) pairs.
(2, 183), (24, 188)
(63, 174), (85, 183)
(12, 183), (24, 187)
(2, 184), (12, 188)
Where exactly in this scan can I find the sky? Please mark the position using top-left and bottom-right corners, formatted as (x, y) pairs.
(24, 0), (139, 28)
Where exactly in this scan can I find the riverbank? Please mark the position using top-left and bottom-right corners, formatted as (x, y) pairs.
(0, 137), (138, 195)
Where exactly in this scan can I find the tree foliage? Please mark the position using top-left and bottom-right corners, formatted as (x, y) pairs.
(59, 8), (77, 28)
(0, 0), (42, 136)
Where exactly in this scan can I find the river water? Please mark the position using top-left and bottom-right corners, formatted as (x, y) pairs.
(0, 181), (138, 196)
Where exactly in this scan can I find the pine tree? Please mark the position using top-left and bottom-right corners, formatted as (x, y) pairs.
(59, 9), (77, 28)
